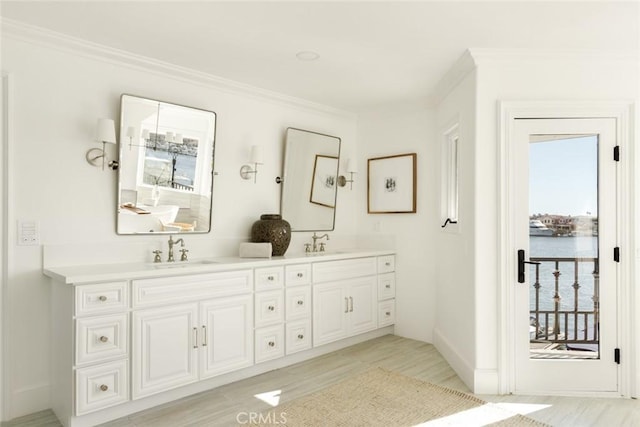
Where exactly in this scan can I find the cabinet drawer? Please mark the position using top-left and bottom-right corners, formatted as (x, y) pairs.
(378, 273), (396, 301)
(377, 255), (395, 274)
(75, 282), (128, 316)
(255, 324), (285, 363)
(286, 319), (312, 355)
(76, 313), (128, 366)
(285, 286), (311, 321)
(132, 270), (252, 308)
(255, 266), (284, 291)
(75, 359), (129, 415)
(285, 264), (311, 287)
(313, 258), (377, 283)
(255, 290), (284, 327)
(378, 300), (395, 327)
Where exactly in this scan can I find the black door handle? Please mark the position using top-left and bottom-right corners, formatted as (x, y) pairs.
(518, 249), (540, 283)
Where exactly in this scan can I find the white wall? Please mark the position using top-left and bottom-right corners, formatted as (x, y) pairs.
(356, 103), (437, 342)
(433, 68), (478, 388)
(1, 32), (359, 418)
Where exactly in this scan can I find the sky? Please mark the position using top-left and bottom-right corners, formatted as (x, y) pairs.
(529, 135), (598, 217)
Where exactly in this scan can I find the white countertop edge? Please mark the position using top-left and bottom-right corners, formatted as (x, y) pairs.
(43, 249), (396, 285)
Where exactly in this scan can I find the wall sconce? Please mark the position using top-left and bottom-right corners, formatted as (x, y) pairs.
(86, 118), (118, 170)
(338, 158), (358, 190)
(239, 145), (263, 183)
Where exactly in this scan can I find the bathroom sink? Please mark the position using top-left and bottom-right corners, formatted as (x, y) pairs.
(304, 250), (345, 257)
(151, 259), (219, 269)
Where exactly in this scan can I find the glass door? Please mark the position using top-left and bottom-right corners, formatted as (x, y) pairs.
(513, 118), (618, 394)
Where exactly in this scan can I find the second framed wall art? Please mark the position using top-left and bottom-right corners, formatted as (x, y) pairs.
(367, 153), (417, 214)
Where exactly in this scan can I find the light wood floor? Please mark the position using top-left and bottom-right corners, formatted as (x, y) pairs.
(3, 335), (640, 426)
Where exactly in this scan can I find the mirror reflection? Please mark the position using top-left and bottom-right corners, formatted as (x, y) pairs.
(280, 128), (341, 231)
(117, 95), (216, 234)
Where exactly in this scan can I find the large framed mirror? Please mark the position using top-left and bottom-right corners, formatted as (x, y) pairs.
(117, 95), (216, 234)
(280, 128), (341, 231)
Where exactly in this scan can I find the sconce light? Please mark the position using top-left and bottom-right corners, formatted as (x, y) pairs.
(86, 118), (118, 170)
(239, 145), (263, 183)
(338, 158), (358, 190)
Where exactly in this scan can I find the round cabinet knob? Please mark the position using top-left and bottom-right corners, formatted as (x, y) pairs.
(297, 334), (304, 340)
(268, 305), (275, 311)
(297, 272), (303, 278)
(385, 262), (391, 266)
(268, 341), (275, 347)
(99, 336), (109, 343)
(99, 384), (109, 392)
(297, 300), (304, 305)
(98, 296), (107, 302)
(385, 284), (391, 289)
(267, 276), (274, 281)
(385, 311), (391, 316)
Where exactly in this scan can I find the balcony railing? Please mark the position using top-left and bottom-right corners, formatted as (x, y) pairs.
(529, 256), (599, 345)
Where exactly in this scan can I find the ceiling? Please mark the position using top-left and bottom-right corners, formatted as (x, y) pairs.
(1, 1), (637, 112)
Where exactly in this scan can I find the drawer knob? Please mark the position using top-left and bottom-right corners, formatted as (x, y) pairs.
(268, 305), (275, 311)
(99, 336), (109, 343)
(267, 276), (274, 281)
(297, 300), (304, 305)
(98, 295), (107, 302)
(385, 262), (391, 266)
(386, 311), (391, 316)
(297, 334), (304, 340)
(297, 272), (303, 278)
(385, 284), (391, 289)
(99, 384), (109, 392)
(268, 341), (275, 347)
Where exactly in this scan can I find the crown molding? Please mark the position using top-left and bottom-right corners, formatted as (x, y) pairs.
(430, 47), (637, 107)
(1, 18), (356, 118)
(429, 49), (477, 108)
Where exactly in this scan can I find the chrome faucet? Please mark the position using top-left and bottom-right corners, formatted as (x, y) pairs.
(311, 232), (329, 252)
(167, 235), (185, 262)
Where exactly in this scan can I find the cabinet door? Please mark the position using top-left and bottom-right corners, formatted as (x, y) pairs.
(132, 304), (199, 399)
(348, 276), (378, 335)
(313, 282), (349, 346)
(200, 295), (253, 379)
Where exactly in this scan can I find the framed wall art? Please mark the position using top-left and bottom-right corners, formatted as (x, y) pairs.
(367, 153), (417, 214)
(310, 155), (339, 208)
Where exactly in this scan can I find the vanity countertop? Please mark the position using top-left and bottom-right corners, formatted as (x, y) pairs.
(43, 249), (395, 285)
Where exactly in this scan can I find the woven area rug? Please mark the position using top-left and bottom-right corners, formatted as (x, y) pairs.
(255, 368), (549, 426)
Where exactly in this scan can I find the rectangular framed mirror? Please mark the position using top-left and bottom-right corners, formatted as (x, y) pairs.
(280, 128), (341, 231)
(117, 94), (216, 234)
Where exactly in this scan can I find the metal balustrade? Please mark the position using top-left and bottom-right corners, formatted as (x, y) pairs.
(529, 257), (599, 345)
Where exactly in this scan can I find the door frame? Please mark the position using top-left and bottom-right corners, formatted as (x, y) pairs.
(497, 101), (634, 397)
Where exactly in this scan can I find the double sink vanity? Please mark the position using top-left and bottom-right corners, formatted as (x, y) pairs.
(44, 249), (396, 427)
(42, 94), (397, 426)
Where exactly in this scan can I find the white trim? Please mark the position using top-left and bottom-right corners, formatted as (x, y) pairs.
(433, 327), (474, 391)
(0, 72), (11, 421)
(0, 18), (355, 119)
(497, 100), (634, 397)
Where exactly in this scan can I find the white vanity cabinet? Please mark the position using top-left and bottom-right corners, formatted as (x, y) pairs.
(45, 249), (394, 427)
(284, 263), (312, 355)
(254, 266), (285, 363)
(131, 270), (253, 399)
(377, 255), (396, 327)
(312, 258), (378, 347)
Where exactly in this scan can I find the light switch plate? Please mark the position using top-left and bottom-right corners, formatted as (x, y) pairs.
(17, 220), (40, 246)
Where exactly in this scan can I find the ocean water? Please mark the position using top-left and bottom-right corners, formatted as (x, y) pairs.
(528, 236), (599, 340)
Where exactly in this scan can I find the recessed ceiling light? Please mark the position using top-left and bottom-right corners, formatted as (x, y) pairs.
(296, 51), (320, 61)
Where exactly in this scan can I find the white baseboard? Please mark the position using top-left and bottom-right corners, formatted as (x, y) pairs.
(432, 327), (475, 390)
(433, 328), (500, 394)
(10, 383), (50, 419)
